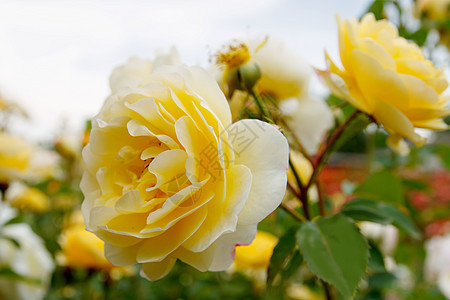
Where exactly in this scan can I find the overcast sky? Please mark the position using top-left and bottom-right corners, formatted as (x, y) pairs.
(0, 0), (372, 141)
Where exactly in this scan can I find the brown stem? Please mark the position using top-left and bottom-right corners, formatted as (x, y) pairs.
(289, 156), (310, 220)
(313, 109), (360, 167)
(287, 181), (301, 200)
(306, 110), (360, 193)
(322, 280), (332, 300)
(317, 179), (326, 216)
(280, 202), (307, 223)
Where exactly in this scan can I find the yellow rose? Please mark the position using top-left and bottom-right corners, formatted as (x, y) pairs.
(5, 182), (50, 213)
(215, 36), (311, 101)
(323, 13), (449, 154)
(230, 230), (278, 287)
(234, 230), (278, 270)
(58, 222), (115, 270)
(81, 64), (289, 280)
(416, 0), (450, 21)
(57, 211), (136, 280)
(0, 133), (60, 183)
(0, 133), (32, 183)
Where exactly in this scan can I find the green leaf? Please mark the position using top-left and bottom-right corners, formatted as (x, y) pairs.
(296, 214), (368, 299)
(433, 144), (450, 169)
(267, 226), (299, 286)
(342, 198), (421, 238)
(366, 0), (385, 20)
(354, 170), (404, 204)
(401, 179), (428, 191)
(407, 27), (429, 46)
(367, 272), (397, 289)
(367, 241), (386, 273)
(281, 250), (303, 282)
(341, 199), (391, 225)
(379, 203), (421, 239)
(333, 113), (371, 153)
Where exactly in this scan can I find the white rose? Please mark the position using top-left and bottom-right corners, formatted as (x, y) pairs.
(0, 203), (54, 300)
(425, 233), (450, 297)
(279, 97), (334, 155)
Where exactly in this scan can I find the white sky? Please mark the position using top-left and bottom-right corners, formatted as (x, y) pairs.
(0, 0), (371, 141)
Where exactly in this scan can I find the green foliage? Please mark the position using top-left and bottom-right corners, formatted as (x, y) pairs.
(367, 272), (397, 290)
(354, 170), (404, 204)
(296, 214), (369, 299)
(433, 144), (450, 169)
(267, 225), (299, 287)
(331, 113), (371, 153)
(366, 0), (385, 20)
(342, 198), (420, 238)
(367, 241), (386, 273)
(45, 264), (259, 300)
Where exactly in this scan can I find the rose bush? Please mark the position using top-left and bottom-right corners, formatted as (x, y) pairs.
(81, 63), (289, 280)
(323, 13), (449, 154)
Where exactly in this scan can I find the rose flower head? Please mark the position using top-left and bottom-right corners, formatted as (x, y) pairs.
(81, 58), (289, 280)
(322, 13), (449, 155)
(214, 36), (311, 101)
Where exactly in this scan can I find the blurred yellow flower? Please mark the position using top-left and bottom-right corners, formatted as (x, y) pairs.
(234, 230), (278, 270)
(416, 0), (450, 48)
(58, 223), (115, 270)
(58, 211), (133, 275)
(323, 13), (449, 154)
(416, 0), (450, 21)
(0, 133), (60, 183)
(6, 182), (50, 213)
(81, 64), (289, 280)
(0, 133), (32, 183)
(228, 230), (278, 288)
